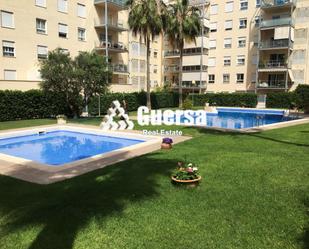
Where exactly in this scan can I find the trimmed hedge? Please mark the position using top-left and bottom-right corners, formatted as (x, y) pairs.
(0, 90), (70, 121)
(295, 85), (309, 113)
(266, 92), (296, 109)
(191, 93), (258, 108)
(88, 92), (179, 115)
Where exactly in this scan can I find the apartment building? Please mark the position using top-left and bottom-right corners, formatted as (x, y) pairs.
(1, 0), (308, 94)
(164, 0), (209, 93)
(0, 0), (163, 92)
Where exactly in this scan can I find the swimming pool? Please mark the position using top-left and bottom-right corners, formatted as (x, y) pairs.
(0, 129), (145, 166)
(179, 108), (297, 130)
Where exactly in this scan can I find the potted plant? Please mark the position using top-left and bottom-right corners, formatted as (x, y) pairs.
(171, 162), (201, 187)
(56, 115), (67, 125)
(161, 137), (173, 149)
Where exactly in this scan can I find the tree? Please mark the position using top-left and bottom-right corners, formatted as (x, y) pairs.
(40, 49), (111, 117)
(127, 0), (166, 109)
(40, 49), (81, 117)
(74, 52), (111, 113)
(165, 0), (201, 108)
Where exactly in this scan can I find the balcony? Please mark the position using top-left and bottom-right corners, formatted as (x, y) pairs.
(258, 61), (288, 71)
(260, 17), (294, 29)
(94, 20), (128, 32)
(110, 64), (128, 74)
(172, 82), (207, 89)
(261, 0), (296, 9)
(259, 39), (292, 49)
(164, 47), (208, 58)
(164, 65), (180, 73)
(94, 0), (127, 9)
(95, 41), (128, 53)
(257, 81), (287, 89)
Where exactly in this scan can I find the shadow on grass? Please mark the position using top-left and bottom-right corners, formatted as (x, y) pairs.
(247, 133), (309, 147)
(299, 198), (309, 249)
(0, 153), (177, 249)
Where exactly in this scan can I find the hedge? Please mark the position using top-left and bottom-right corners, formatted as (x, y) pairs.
(0, 90), (70, 121)
(88, 92), (179, 115)
(190, 93), (258, 108)
(295, 84), (309, 113)
(265, 92), (296, 109)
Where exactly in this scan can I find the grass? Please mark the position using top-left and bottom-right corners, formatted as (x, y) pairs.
(0, 119), (308, 249)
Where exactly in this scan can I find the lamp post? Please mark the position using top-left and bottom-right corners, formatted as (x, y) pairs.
(192, 80), (196, 106)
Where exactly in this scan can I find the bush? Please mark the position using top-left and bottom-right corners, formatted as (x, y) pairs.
(182, 98), (193, 110)
(0, 90), (71, 121)
(295, 85), (309, 113)
(191, 93), (257, 108)
(266, 92), (296, 109)
(88, 92), (179, 115)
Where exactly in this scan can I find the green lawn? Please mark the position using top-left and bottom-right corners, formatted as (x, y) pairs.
(0, 119), (308, 249)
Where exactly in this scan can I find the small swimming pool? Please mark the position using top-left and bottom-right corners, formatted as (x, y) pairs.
(179, 108), (297, 130)
(0, 130), (145, 166)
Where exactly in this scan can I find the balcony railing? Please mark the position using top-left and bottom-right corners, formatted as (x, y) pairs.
(260, 17), (294, 28)
(110, 64), (128, 73)
(259, 39), (292, 49)
(95, 20), (127, 30)
(261, 0), (296, 8)
(259, 60), (288, 69)
(96, 40), (127, 51)
(257, 81), (286, 88)
(172, 83), (207, 89)
(94, 0), (126, 7)
(164, 48), (208, 57)
(164, 66), (180, 73)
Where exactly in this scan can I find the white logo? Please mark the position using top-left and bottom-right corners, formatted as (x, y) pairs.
(137, 106), (207, 126)
(100, 100), (134, 130)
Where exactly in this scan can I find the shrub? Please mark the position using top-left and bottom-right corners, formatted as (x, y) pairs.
(182, 98), (193, 110)
(295, 85), (309, 113)
(191, 93), (257, 108)
(0, 90), (71, 121)
(266, 92), (296, 109)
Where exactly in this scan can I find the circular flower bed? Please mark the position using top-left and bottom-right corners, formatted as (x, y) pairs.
(171, 162), (201, 187)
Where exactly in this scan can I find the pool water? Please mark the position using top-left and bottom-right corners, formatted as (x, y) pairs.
(0, 130), (145, 166)
(179, 108), (296, 129)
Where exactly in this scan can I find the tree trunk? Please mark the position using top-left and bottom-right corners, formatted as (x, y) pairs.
(179, 46), (183, 108)
(146, 37), (151, 110)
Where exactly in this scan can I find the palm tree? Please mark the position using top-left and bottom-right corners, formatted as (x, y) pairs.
(127, 0), (166, 109)
(165, 0), (201, 108)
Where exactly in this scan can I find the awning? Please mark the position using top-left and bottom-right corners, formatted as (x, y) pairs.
(274, 27), (290, 40)
(288, 69), (295, 82)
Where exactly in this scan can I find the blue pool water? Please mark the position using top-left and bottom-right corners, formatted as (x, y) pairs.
(179, 108), (296, 129)
(0, 130), (145, 166)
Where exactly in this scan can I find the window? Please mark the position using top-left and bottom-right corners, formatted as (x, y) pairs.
(224, 38), (232, 48)
(1, 11), (14, 28)
(240, 0), (248, 10)
(224, 56), (231, 66)
(252, 54), (258, 65)
(58, 0), (68, 13)
(36, 18), (47, 34)
(254, 16), (260, 27)
(2, 41), (15, 57)
(210, 22), (217, 32)
(237, 73), (244, 83)
(58, 23), (68, 38)
(225, 2), (234, 12)
(209, 39), (216, 49)
(225, 20), (233, 30)
(208, 57), (216, 67)
(4, 70), (16, 80)
(237, 55), (245, 65)
(37, 45), (48, 59)
(239, 18), (247, 29)
(210, 5), (218, 15)
(251, 73), (256, 83)
(256, 0), (261, 7)
(153, 65), (158, 74)
(223, 74), (230, 83)
(238, 37), (246, 47)
(154, 50), (158, 58)
(77, 3), (86, 18)
(208, 74), (215, 84)
(78, 28), (85, 41)
(59, 48), (69, 54)
(35, 0), (46, 7)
